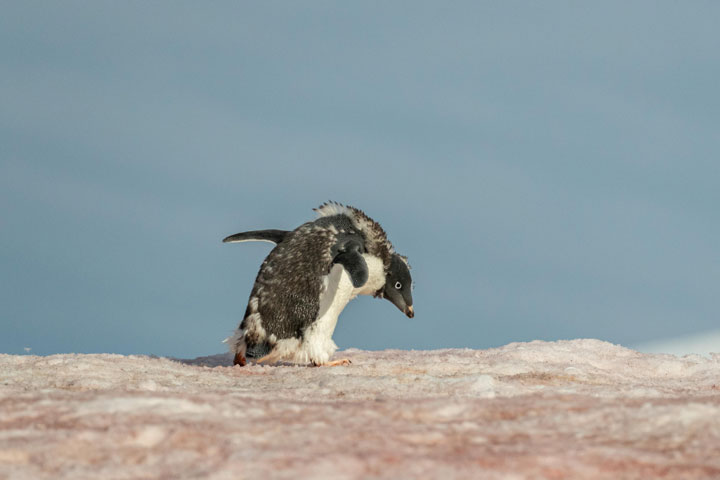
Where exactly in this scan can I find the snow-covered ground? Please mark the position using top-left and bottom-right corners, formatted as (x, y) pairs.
(2, 339), (720, 479)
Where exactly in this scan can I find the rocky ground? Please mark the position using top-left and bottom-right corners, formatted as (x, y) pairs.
(1, 339), (720, 479)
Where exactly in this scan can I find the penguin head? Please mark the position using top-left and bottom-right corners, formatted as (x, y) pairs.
(379, 254), (414, 318)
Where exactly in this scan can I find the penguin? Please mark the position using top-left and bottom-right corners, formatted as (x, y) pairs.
(223, 201), (414, 367)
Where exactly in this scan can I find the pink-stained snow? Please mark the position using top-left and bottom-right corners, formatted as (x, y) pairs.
(1, 339), (720, 479)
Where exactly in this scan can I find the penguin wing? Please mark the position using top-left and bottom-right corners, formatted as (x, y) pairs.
(332, 239), (368, 288)
(222, 229), (290, 244)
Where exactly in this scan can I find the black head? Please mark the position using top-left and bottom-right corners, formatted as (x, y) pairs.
(377, 254), (414, 318)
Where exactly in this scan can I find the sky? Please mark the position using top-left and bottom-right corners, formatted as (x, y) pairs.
(1, 2), (719, 358)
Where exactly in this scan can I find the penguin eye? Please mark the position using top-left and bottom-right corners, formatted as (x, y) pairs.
(394, 281), (402, 290)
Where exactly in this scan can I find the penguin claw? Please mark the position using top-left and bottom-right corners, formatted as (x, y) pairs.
(316, 358), (352, 367)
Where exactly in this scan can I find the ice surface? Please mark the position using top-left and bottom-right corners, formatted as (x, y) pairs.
(2, 339), (720, 479)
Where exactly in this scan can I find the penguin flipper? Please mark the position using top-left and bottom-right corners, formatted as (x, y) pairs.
(333, 242), (368, 288)
(222, 229), (290, 245)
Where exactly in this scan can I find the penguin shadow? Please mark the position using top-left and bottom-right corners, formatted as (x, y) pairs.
(168, 353), (325, 368)
(170, 353), (234, 367)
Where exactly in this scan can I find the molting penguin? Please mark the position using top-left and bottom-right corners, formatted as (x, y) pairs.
(223, 201), (414, 367)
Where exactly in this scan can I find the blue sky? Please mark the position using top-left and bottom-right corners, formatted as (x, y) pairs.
(2, 2), (719, 357)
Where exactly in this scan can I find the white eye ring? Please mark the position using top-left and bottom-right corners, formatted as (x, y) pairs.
(395, 281), (402, 290)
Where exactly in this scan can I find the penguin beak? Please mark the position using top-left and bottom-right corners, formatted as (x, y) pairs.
(405, 305), (414, 318)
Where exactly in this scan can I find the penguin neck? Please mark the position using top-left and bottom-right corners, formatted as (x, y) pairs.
(355, 254), (386, 296)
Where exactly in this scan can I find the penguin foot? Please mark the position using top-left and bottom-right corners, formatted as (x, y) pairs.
(315, 358), (352, 367)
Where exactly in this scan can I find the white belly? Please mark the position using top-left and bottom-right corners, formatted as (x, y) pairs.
(299, 263), (355, 364)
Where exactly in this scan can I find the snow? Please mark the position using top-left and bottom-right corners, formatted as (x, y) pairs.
(2, 339), (720, 479)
